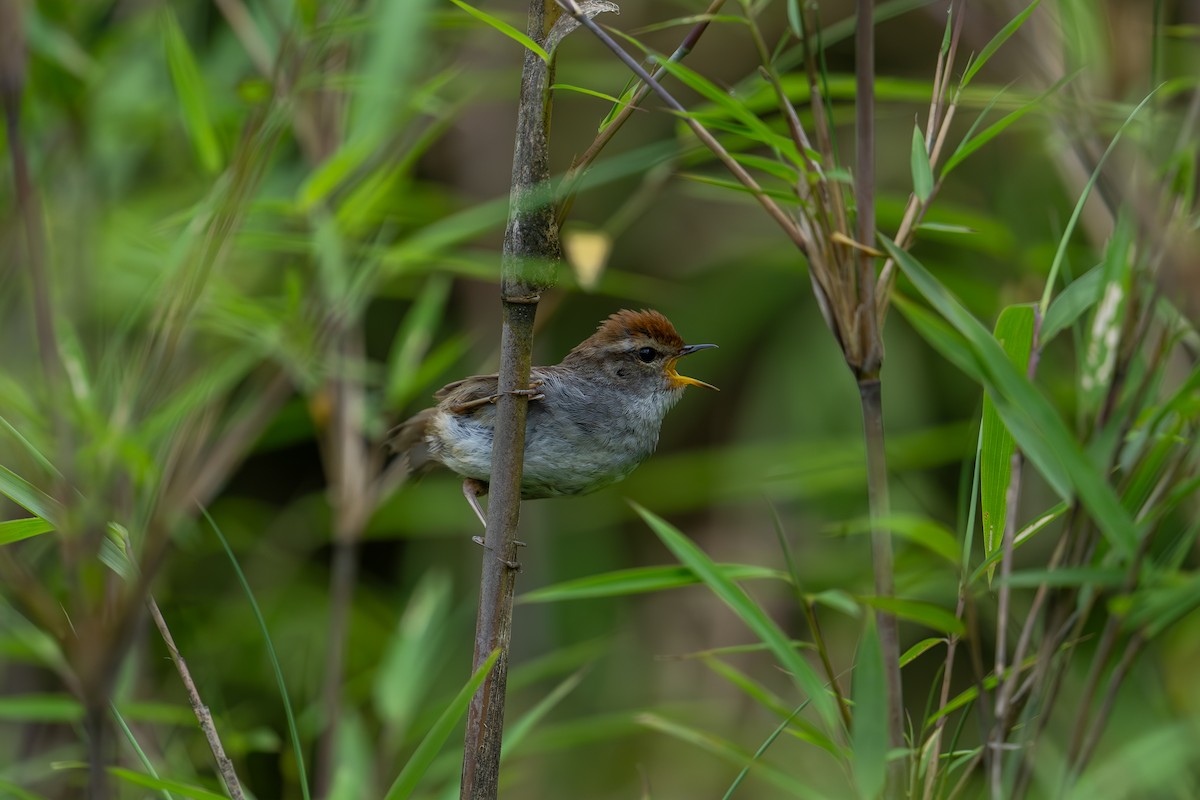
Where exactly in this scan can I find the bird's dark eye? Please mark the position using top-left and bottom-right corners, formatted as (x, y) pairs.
(637, 346), (658, 363)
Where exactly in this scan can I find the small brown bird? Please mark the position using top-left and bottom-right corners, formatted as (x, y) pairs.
(389, 309), (717, 525)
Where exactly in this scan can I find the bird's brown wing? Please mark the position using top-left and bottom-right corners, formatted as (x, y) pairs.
(387, 374), (502, 470)
(432, 373), (500, 409)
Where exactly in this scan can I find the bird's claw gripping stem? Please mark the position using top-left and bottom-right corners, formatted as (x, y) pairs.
(451, 380), (545, 412)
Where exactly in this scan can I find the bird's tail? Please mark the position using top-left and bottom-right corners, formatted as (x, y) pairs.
(386, 407), (436, 474)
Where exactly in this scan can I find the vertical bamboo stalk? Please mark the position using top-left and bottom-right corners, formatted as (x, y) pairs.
(459, 1), (560, 797)
(854, 0), (904, 790)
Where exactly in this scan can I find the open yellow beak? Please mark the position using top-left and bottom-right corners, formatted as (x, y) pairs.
(668, 343), (719, 391)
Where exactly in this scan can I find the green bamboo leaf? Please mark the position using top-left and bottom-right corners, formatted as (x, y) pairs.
(328, 712), (372, 800)
(1042, 265), (1103, 344)
(967, 501), (1069, 585)
(1080, 212), (1135, 413)
(729, 153), (801, 184)
(519, 563), (788, 603)
(882, 237), (1138, 556)
(638, 713), (826, 798)
(851, 619), (887, 800)
(386, 275), (454, 407)
(108, 768), (225, 800)
(382, 648), (500, 800)
(0, 779), (48, 800)
(960, 0), (1040, 89)
(701, 657), (841, 758)
(502, 667), (588, 757)
(550, 83), (630, 106)
(160, 8), (222, 173)
(810, 589), (861, 618)
(980, 304), (1036, 583)
(206, 509), (310, 800)
(859, 597), (964, 636)
(651, 56), (780, 148)
(0, 694), (82, 722)
(1066, 721), (1200, 800)
(892, 295), (986, 385)
(373, 571), (452, 736)
(835, 513), (960, 564)
(899, 637), (944, 668)
(0, 467), (61, 526)
(447, 0), (549, 63)
(1039, 90), (1158, 314)
(1000, 566), (1126, 588)
(722, 700), (812, 800)
(0, 517), (54, 546)
(677, 173), (800, 204)
(300, 0), (431, 208)
(633, 504), (840, 733)
(910, 125), (933, 202)
(943, 72), (1073, 176)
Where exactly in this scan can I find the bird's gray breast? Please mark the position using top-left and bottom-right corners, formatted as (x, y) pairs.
(519, 372), (679, 497)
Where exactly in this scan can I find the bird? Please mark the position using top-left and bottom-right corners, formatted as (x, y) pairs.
(389, 309), (717, 526)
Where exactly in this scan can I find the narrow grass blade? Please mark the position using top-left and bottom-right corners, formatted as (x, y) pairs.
(943, 73), (1074, 176)
(650, 57), (783, 150)
(205, 509), (310, 800)
(107, 768), (225, 800)
(0, 518), (54, 546)
(1042, 266), (1103, 344)
(638, 714), (828, 798)
(835, 513), (959, 564)
(1038, 89), (1159, 314)
(858, 596), (964, 636)
(111, 704), (174, 800)
(502, 667), (588, 757)
(980, 304), (1036, 583)
(632, 503), (840, 733)
(851, 618), (887, 800)
(0, 467), (62, 526)
(882, 238), (1138, 556)
(519, 563), (787, 603)
(160, 8), (222, 173)
(960, 0), (1040, 89)
(899, 638), (943, 668)
(382, 648), (500, 800)
(702, 657), (840, 756)
(722, 700), (812, 800)
(448, 0), (549, 63)
(0, 694), (83, 722)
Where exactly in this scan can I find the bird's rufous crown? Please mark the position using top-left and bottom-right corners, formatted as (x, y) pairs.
(584, 309), (685, 350)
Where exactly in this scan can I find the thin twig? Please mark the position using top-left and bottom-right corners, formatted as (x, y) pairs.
(147, 596), (246, 800)
(922, 593), (965, 800)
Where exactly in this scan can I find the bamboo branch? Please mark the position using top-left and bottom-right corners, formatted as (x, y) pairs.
(148, 596), (246, 800)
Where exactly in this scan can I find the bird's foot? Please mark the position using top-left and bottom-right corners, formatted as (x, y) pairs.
(472, 535), (526, 547)
(508, 380), (544, 402)
(450, 382), (544, 412)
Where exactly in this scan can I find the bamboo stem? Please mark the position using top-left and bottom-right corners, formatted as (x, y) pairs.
(460, 1), (562, 796)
